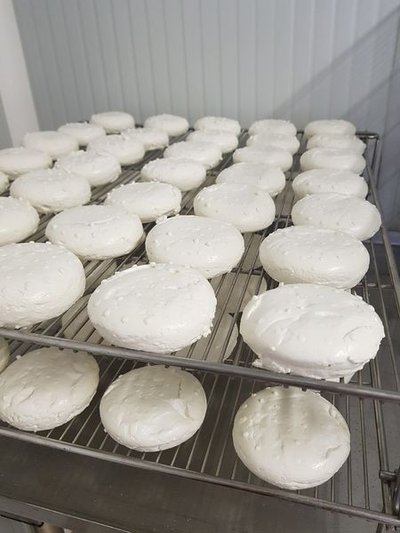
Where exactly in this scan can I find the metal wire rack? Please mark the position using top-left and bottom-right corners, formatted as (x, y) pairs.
(0, 131), (399, 528)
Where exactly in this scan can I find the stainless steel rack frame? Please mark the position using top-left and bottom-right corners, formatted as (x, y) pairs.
(0, 131), (399, 529)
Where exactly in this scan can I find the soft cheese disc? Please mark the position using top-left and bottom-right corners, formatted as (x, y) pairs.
(0, 347), (99, 431)
(248, 119), (297, 137)
(240, 284), (384, 381)
(88, 263), (216, 352)
(90, 111), (134, 133)
(0, 197), (39, 245)
(232, 386), (350, 489)
(247, 133), (300, 155)
(194, 116), (241, 136)
(10, 168), (91, 213)
(0, 147), (51, 179)
(233, 146), (292, 171)
(105, 181), (181, 222)
(88, 134), (145, 166)
(307, 134), (365, 154)
(141, 158), (206, 191)
(123, 127), (169, 150)
(146, 215), (245, 278)
(259, 225), (369, 289)
(56, 150), (121, 187)
(292, 169), (368, 200)
(194, 183), (275, 233)
(58, 122), (105, 146)
(100, 365), (207, 451)
(292, 193), (381, 241)
(216, 162), (285, 197)
(164, 141), (222, 169)
(0, 242), (85, 328)
(300, 148), (365, 174)
(0, 338), (9, 373)
(187, 130), (239, 153)
(144, 114), (189, 137)
(45, 205), (143, 260)
(23, 131), (79, 159)
(304, 119), (356, 139)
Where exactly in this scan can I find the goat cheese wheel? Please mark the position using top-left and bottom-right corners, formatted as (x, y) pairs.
(10, 168), (91, 213)
(304, 119), (356, 139)
(88, 263), (216, 352)
(216, 162), (285, 197)
(194, 183), (275, 233)
(300, 148), (365, 174)
(0, 347), (99, 431)
(292, 169), (368, 200)
(233, 146), (292, 172)
(87, 134), (145, 166)
(187, 130), (239, 153)
(0, 242), (85, 328)
(164, 141), (222, 169)
(0, 197), (39, 245)
(292, 193), (381, 241)
(0, 147), (51, 179)
(144, 114), (189, 137)
(248, 119), (297, 137)
(146, 215), (245, 278)
(56, 150), (121, 187)
(241, 284), (384, 381)
(58, 122), (105, 147)
(194, 116), (241, 136)
(105, 181), (181, 223)
(0, 172), (8, 193)
(259, 225), (369, 289)
(141, 158), (206, 191)
(0, 338), (9, 373)
(247, 133), (300, 155)
(90, 111), (134, 133)
(23, 131), (79, 160)
(100, 365), (207, 451)
(123, 127), (169, 150)
(232, 386), (350, 489)
(307, 134), (365, 154)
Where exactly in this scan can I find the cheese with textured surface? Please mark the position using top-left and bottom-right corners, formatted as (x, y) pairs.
(58, 122), (105, 146)
(88, 134), (145, 165)
(233, 146), (292, 171)
(307, 134), (365, 154)
(0, 147), (51, 179)
(232, 386), (350, 489)
(23, 131), (78, 159)
(292, 193), (381, 241)
(164, 141), (222, 169)
(56, 150), (121, 187)
(10, 168), (91, 213)
(0, 338), (9, 373)
(0, 347), (99, 431)
(194, 183), (275, 233)
(88, 264), (216, 352)
(187, 130), (238, 153)
(292, 169), (368, 199)
(216, 162), (285, 197)
(105, 181), (181, 223)
(193, 116), (241, 136)
(259, 225), (369, 289)
(300, 148), (365, 174)
(123, 127), (169, 150)
(0, 197), (39, 245)
(248, 119), (297, 137)
(304, 119), (356, 139)
(0, 242), (85, 328)
(144, 114), (189, 136)
(146, 215), (244, 278)
(247, 133), (300, 155)
(45, 205), (143, 260)
(241, 284), (384, 381)
(141, 158), (206, 191)
(90, 111), (134, 133)
(100, 365), (207, 451)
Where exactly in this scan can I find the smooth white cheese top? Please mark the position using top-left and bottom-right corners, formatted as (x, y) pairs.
(105, 181), (181, 223)
(10, 168), (91, 213)
(300, 148), (365, 174)
(123, 127), (169, 150)
(247, 133), (300, 155)
(292, 169), (368, 199)
(304, 119), (356, 139)
(307, 134), (365, 154)
(90, 111), (135, 133)
(0, 242), (85, 328)
(56, 150), (121, 187)
(23, 131), (79, 159)
(0, 347), (99, 431)
(0, 338), (9, 373)
(164, 141), (222, 169)
(58, 122), (106, 146)
(232, 386), (350, 489)
(146, 215), (245, 278)
(240, 283), (384, 380)
(292, 193), (381, 241)
(100, 365), (207, 451)
(144, 114), (189, 136)
(233, 146), (292, 171)
(0, 172), (8, 193)
(259, 225), (370, 289)
(248, 119), (297, 137)
(141, 158), (206, 191)
(0, 197), (39, 245)
(88, 263), (216, 352)
(0, 147), (51, 178)
(194, 183), (275, 233)
(194, 116), (241, 136)
(187, 130), (239, 153)
(88, 134), (145, 165)
(216, 162), (285, 197)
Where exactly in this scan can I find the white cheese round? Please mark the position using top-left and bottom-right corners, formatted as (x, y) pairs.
(23, 131), (79, 159)
(194, 116), (241, 136)
(216, 162), (285, 197)
(88, 134), (145, 166)
(233, 146), (292, 171)
(141, 158), (206, 191)
(0, 197), (39, 245)
(90, 111), (134, 133)
(187, 130), (239, 153)
(56, 150), (121, 187)
(304, 119), (356, 139)
(248, 119), (297, 137)
(247, 133), (300, 155)
(144, 114), (189, 137)
(123, 127), (169, 150)
(0, 147), (51, 179)
(307, 134), (365, 154)
(58, 122), (106, 146)
(300, 148), (365, 174)
(292, 169), (368, 200)
(164, 141), (222, 169)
